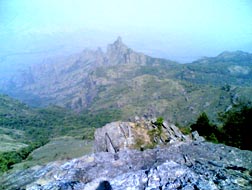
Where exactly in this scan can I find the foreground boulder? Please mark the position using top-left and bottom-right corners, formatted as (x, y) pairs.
(94, 118), (189, 153)
(1, 141), (252, 190)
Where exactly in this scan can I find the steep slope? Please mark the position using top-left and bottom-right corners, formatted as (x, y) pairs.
(1, 48), (106, 108)
(1, 37), (161, 109)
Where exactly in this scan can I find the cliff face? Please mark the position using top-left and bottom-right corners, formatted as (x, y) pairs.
(1, 120), (252, 190)
(106, 37), (150, 65)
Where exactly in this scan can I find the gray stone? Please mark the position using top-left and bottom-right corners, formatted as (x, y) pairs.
(1, 141), (252, 190)
(94, 119), (189, 153)
(191, 131), (205, 142)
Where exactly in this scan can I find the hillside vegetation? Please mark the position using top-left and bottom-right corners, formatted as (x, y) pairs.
(86, 63), (252, 124)
(0, 94), (121, 172)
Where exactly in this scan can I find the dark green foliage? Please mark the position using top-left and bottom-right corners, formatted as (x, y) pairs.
(190, 112), (219, 142)
(0, 96), (122, 142)
(0, 105), (121, 143)
(190, 103), (252, 150)
(155, 117), (164, 126)
(191, 112), (210, 135)
(0, 95), (122, 173)
(155, 117), (164, 132)
(219, 103), (252, 150)
(0, 141), (48, 173)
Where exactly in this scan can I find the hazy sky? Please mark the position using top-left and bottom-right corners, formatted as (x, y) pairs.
(0, 0), (252, 72)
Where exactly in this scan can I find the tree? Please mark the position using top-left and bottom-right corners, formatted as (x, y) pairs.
(191, 112), (218, 142)
(220, 104), (252, 150)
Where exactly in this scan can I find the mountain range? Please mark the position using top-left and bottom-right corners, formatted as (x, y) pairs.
(1, 37), (252, 124)
(1, 37), (252, 189)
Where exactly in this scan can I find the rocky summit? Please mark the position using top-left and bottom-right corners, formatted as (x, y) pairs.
(1, 120), (252, 190)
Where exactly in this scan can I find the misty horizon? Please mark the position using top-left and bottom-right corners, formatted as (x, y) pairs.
(0, 0), (252, 77)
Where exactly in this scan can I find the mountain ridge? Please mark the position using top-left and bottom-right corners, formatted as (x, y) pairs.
(0, 37), (175, 108)
(1, 38), (252, 124)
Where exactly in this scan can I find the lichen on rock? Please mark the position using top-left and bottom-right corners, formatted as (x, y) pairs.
(94, 118), (189, 153)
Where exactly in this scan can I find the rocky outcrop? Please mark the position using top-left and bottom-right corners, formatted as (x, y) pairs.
(94, 118), (189, 153)
(1, 119), (251, 189)
(106, 37), (149, 65)
(1, 141), (252, 190)
(191, 131), (205, 142)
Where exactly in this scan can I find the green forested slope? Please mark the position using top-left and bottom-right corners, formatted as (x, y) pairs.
(0, 94), (121, 172)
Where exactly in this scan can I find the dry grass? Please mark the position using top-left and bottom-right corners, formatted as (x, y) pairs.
(12, 137), (93, 170)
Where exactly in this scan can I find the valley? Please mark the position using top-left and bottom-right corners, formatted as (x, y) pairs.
(0, 38), (252, 185)
(1, 38), (252, 124)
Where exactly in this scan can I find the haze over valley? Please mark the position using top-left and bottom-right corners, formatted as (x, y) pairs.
(0, 1), (252, 189)
(1, 0), (252, 78)
(1, 37), (252, 125)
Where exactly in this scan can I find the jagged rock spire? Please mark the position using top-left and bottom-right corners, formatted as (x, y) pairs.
(115, 36), (122, 44)
(108, 36), (128, 51)
(106, 36), (148, 65)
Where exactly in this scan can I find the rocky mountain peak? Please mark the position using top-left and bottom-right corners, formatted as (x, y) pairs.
(107, 36), (127, 51)
(114, 36), (123, 47)
(106, 37), (129, 61)
(106, 37), (149, 65)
